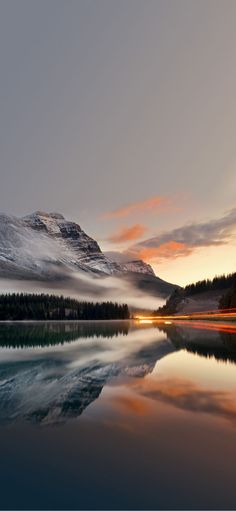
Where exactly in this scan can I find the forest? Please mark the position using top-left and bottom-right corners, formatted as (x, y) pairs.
(219, 284), (236, 309)
(0, 293), (130, 321)
(184, 272), (236, 296)
(154, 272), (236, 315)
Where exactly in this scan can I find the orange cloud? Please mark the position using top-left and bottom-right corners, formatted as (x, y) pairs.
(107, 224), (147, 243)
(102, 196), (172, 219)
(125, 206), (236, 264)
(130, 240), (192, 262)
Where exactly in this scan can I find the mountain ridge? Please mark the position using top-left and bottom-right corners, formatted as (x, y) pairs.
(0, 211), (178, 300)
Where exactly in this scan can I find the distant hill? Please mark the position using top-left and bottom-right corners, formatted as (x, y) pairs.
(155, 273), (236, 314)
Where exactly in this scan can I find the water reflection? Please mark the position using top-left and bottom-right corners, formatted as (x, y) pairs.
(160, 321), (236, 363)
(0, 321), (172, 425)
(0, 321), (130, 347)
(125, 372), (236, 427)
(0, 320), (236, 428)
(1, 321), (236, 509)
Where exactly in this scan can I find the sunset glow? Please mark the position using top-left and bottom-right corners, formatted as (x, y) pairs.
(1, 2), (236, 509)
(135, 309), (236, 332)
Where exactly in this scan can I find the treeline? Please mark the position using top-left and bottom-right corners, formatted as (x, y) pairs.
(161, 324), (236, 365)
(0, 322), (130, 348)
(184, 273), (236, 296)
(154, 288), (181, 316)
(219, 284), (236, 309)
(0, 293), (130, 321)
(154, 272), (236, 315)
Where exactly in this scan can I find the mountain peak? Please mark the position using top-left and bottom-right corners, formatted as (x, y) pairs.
(0, 210), (178, 299)
(24, 211), (65, 221)
(121, 259), (155, 276)
(105, 252), (155, 277)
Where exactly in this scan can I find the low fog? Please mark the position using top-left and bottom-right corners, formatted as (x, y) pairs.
(0, 271), (164, 312)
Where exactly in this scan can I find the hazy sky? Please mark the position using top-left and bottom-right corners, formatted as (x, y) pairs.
(1, 0), (236, 285)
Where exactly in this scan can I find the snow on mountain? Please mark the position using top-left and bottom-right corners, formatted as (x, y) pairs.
(0, 211), (155, 278)
(0, 211), (178, 299)
(119, 260), (155, 276)
(23, 211), (118, 274)
(0, 211), (117, 278)
(105, 250), (156, 275)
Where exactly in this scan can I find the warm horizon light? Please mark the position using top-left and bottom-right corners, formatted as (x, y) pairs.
(1, 2), (236, 509)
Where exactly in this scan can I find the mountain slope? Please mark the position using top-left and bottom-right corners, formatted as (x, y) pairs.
(0, 211), (177, 299)
(105, 252), (178, 298)
(156, 273), (236, 314)
(0, 211), (118, 278)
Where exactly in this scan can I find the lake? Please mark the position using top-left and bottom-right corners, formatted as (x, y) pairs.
(0, 319), (236, 510)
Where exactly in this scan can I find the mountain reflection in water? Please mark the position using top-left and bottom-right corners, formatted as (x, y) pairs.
(1, 320), (236, 509)
(0, 320), (235, 427)
(0, 321), (171, 425)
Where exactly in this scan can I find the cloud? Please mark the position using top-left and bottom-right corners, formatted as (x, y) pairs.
(102, 195), (172, 219)
(134, 241), (192, 261)
(107, 224), (147, 243)
(126, 207), (236, 262)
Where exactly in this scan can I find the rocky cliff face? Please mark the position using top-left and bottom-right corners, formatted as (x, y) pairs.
(0, 211), (118, 278)
(23, 211), (118, 274)
(0, 211), (178, 298)
(119, 259), (155, 276)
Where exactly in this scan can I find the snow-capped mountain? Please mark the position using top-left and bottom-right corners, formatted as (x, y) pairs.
(0, 211), (177, 298)
(0, 211), (117, 278)
(119, 259), (155, 276)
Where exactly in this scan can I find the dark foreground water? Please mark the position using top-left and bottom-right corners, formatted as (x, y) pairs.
(0, 320), (236, 510)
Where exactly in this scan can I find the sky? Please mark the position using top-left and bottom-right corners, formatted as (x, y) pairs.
(0, 0), (236, 285)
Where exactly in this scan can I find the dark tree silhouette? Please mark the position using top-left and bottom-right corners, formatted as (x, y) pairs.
(0, 321), (130, 348)
(154, 272), (236, 315)
(0, 293), (130, 321)
(219, 282), (236, 309)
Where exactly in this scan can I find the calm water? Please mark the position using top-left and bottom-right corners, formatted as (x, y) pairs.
(0, 320), (236, 510)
